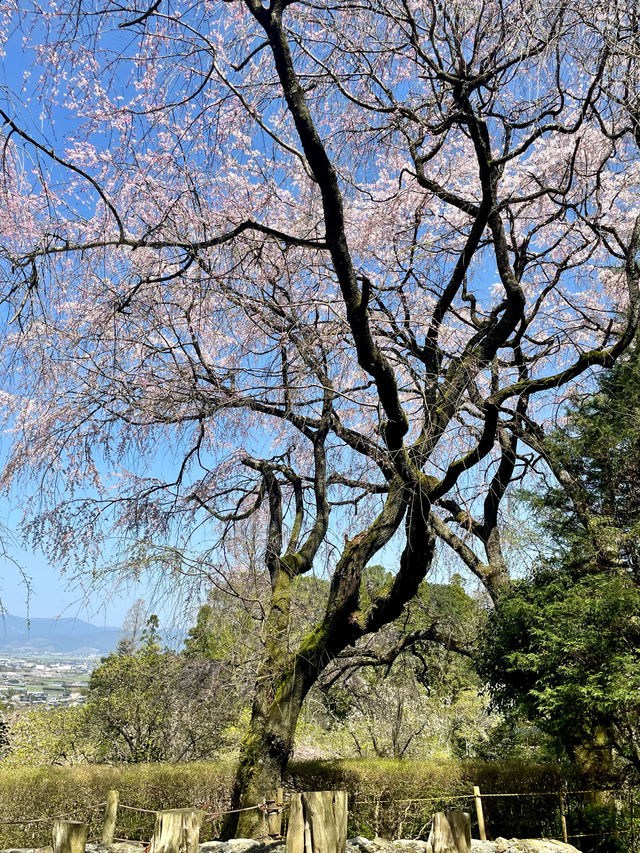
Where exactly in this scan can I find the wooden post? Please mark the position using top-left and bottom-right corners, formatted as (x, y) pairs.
(473, 786), (486, 842)
(267, 788), (285, 837)
(52, 820), (88, 853)
(101, 789), (119, 847)
(559, 789), (568, 844)
(449, 811), (471, 853)
(428, 811), (471, 853)
(285, 791), (348, 853)
(287, 793), (305, 853)
(149, 808), (204, 853)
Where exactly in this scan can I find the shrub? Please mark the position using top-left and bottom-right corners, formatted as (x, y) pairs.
(0, 762), (236, 848)
(288, 758), (572, 840)
(0, 758), (618, 850)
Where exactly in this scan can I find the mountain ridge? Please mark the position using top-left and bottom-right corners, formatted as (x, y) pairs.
(0, 613), (121, 656)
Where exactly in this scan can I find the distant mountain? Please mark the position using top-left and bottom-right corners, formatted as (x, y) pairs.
(0, 614), (121, 656)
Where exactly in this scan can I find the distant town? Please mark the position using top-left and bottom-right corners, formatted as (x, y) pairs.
(0, 655), (94, 708)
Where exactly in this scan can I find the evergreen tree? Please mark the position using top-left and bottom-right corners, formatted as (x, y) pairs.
(484, 341), (640, 776)
(527, 343), (640, 575)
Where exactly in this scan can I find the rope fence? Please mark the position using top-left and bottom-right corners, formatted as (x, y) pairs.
(2, 784), (639, 851)
(117, 805), (158, 815)
(350, 784), (640, 850)
(0, 804), (107, 827)
(204, 804), (266, 820)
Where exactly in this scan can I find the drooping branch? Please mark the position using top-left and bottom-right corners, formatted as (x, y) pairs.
(118, 0), (161, 28)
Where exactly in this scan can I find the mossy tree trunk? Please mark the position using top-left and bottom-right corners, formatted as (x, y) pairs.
(222, 461), (438, 838)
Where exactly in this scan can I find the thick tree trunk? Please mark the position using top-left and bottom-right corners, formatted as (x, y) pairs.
(222, 564), (317, 840)
(221, 478), (435, 839)
(573, 726), (613, 782)
(222, 653), (310, 839)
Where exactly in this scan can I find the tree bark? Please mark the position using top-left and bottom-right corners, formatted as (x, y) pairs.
(224, 484), (436, 838)
(52, 821), (88, 853)
(101, 789), (119, 847)
(223, 646), (311, 838)
(222, 558), (317, 839)
(428, 811), (471, 853)
(286, 792), (348, 853)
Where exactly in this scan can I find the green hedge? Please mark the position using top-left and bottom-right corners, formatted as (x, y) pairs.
(288, 759), (573, 841)
(0, 759), (608, 850)
(0, 763), (236, 848)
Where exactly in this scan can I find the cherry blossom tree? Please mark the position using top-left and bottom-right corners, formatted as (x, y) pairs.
(1, 0), (640, 835)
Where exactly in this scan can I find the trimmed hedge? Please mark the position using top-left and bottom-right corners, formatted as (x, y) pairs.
(288, 759), (574, 841)
(0, 759), (602, 849)
(0, 763), (236, 848)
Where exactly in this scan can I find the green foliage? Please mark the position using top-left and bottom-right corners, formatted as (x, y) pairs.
(299, 575), (493, 761)
(0, 758), (573, 847)
(303, 659), (496, 762)
(522, 342), (640, 574)
(290, 758), (575, 840)
(184, 604), (223, 659)
(86, 623), (240, 762)
(484, 340), (640, 778)
(87, 643), (180, 762)
(184, 597), (256, 664)
(0, 761), (236, 848)
(4, 643), (241, 767)
(6, 706), (97, 767)
(182, 568), (495, 764)
(485, 570), (640, 767)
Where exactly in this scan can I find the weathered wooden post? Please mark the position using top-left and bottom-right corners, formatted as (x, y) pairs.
(149, 808), (204, 853)
(266, 789), (285, 837)
(101, 789), (120, 847)
(472, 786), (486, 841)
(52, 820), (89, 853)
(428, 811), (471, 853)
(559, 787), (568, 845)
(285, 791), (348, 853)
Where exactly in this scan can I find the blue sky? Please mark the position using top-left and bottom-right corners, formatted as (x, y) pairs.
(0, 29), (193, 627)
(0, 537), (144, 625)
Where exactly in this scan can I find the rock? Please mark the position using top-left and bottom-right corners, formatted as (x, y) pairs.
(469, 841), (580, 853)
(208, 841), (263, 853)
(89, 843), (144, 853)
(346, 838), (430, 853)
(347, 838), (394, 853)
(348, 840), (387, 853)
(0, 837), (581, 853)
(348, 838), (374, 852)
(210, 841), (284, 853)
